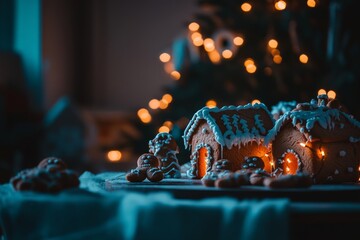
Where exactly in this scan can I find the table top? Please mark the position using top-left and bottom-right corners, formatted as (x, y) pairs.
(104, 173), (360, 202)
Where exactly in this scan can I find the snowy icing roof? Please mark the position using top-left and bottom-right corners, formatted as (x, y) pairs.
(265, 104), (360, 145)
(183, 103), (275, 149)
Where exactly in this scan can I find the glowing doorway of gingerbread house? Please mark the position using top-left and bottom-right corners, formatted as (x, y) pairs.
(198, 147), (208, 178)
(282, 152), (300, 175)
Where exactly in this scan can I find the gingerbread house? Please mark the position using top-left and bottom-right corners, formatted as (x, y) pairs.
(265, 100), (360, 183)
(183, 103), (275, 179)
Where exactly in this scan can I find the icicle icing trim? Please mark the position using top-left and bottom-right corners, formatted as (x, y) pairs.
(265, 106), (360, 145)
(183, 103), (273, 149)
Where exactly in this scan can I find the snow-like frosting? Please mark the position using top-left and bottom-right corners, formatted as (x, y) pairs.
(264, 106), (360, 145)
(183, 103), (274, 149)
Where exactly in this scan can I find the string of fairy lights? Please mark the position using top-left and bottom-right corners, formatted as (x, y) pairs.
(136, 0), (322, 134)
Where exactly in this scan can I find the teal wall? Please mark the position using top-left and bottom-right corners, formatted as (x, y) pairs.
(13, 0), (42, 109)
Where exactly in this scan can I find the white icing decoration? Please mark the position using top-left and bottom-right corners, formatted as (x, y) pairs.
(264, 105), (360, 145)
(202, 128), (208, 134)
(300, 127), (305, 133)
(339, 150), (346, 157)
(183, 103), (274, 149)
(254, 114), (266, 134)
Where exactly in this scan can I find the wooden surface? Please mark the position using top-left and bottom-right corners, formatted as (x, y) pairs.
(104, 174), (360, 202)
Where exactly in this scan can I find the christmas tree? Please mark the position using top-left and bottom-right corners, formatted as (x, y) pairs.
(135, 0), (360, 164)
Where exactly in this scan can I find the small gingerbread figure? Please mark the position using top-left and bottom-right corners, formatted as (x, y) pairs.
(148, 133), (181, 178)
(126, 153), (164, 182)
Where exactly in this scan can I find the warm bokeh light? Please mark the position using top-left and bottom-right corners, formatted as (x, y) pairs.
(241, 3), (252, 12)
(244, 58), (254, 67)
(317, 89), (326, 96)
(246, 64), (257, 73)
(251, 99), (261, 105)
(307, 0), (316, 8)
(148, 99), (160, 109)
(191, 32), (202, 40)
(222, 49), (233, 59)
(137, 108), (149, 118)
(163, 121), (173, 129)
(320, 150), (325, 157)
(159, 53), (171, 63)
(159, 99), (169, 109)
(299, 54), (309, 63)
(268, 39), (278, 48)
(137, 108), (152, 123)
(204, 38), (215, 52)
(170, 71), (181, 80)
(273, 55), (282, 64)
(299, 142), (306, 147)
(327, 90), (336, 99)
(164, 62), (174, 74)
(107, 150), (122, 162)
(158, 126), (170, 133)
(206, 99), (217, 108)
(233, 36), (244, 46)
(270, 48), (280, 56)
(275, 0), (286, 10)
(188, 22), (200, 31)
(208, 50), (221, 63)
(162, 93), (173, 104)
(193, 37), (204, 46)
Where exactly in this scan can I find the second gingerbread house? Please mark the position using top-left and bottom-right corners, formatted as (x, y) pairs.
(265, 99), (360, 183)
(183, 103), (274, 179)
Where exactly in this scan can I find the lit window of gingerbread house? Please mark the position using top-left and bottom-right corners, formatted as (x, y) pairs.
(265, 101), (360, 183)
(183, 103), (275, 179)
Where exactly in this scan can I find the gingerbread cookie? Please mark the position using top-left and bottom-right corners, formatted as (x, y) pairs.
(263, 173), (313, 188)
(146, 168), (164, 182)
(214, 172), (251, 188)
(10, 164), (79, 193)
(38, 157), (67, 171)
(125, 168), (147, 182)
(249, 169), (271, 186)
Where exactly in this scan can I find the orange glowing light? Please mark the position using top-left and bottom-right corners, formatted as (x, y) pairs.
(264, 153), (269, 157)
(307, 0), (316, 8)
(107, 150), (122, 162)
(163, 121), (173, 129)
(159, 53), (171, 63)
(318, 89), (326, 96)
(141, 115), (152, 123)
(268, 39), (278, 48)
(251, 99), (261, 105)
(188, 22), (200, 31)
(198, 147), (208, 178)
(191, 32), (202, 40)
(286, 158), (291, 163)
(241, 3), (252, 12)
(244, 58), (254, 67)
(327, 90), (336, 99)
(208, 50), (221, 63)
(204, 38), (215, 52)
(233, 36), (244, 46)
(270, 48), (280, 56)
(162, 94), (173, 104)
(273, 55), (282, 64)
(137, 108), (149, 118)
(170, 71), (181, 80)
(299, 54), (309, 63)
(270, 161), (274, 166)
(320, 150), (325, 157)
(222, 50), (233, 59)
(246, 64), (257, 73)
(158, 126), (170, 133)
(283, 152), (299, 175)
(148, 99), (160, 109)
(206, 99), (217, 108)
(193, 37), (204, 46)
(159, 100), (169, 109)
(275, 0), (286, 10)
